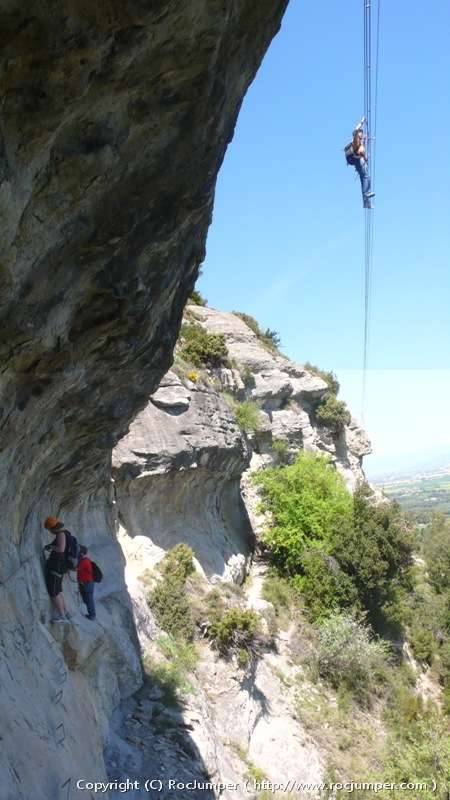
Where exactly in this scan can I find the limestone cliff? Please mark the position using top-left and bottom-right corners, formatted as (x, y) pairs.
(0, 3), (287, 797)
(113, 306), (371, 585)
(107, 307), (371, 797)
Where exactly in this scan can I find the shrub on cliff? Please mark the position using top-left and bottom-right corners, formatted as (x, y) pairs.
(304, 362), (340, 396)
(302, 362), (350, 434)
(255, 456), (413, 628)
(234, 400), (262, 433)
(148, 544), (196, 641)
(271, 437), (289, 464)
(315, 612), (390, 702)
(159, 543), (195, 582)
(143, 636), (198, 703)
(254, 452), (353, 575)
(422, 513), (450, 594)
(316, 394), (351, 433)
(292, 550), (359, 621)
(179, 323), (229, 368)
(208, 608), (260, 659)
(189, 289), (207, 306)
(332, 483), (414, 628)
(233, 311), (281, 353)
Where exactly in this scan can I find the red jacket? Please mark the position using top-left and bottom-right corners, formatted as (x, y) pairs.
(77, 556), (94, 584)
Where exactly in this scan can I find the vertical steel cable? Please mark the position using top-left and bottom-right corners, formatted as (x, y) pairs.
(361, 0), (380, 421)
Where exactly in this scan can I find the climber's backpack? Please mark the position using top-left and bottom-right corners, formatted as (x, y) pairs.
(91, 561), (103, 583)
(64, 530), (81, 572)
(344, 142), (357, 165)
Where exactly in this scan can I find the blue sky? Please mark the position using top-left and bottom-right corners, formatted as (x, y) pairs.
(198, 0), (450, 475)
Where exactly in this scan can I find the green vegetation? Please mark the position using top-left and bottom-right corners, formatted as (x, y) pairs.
(178, 323), (229, 369)
(262, 571), (301, 628)
(271, 437), (289, 464)
(303, 361), (351, 434)
(189, 288), (207, 306)
(292, 550), (358, 621)
(376, 684), (450, 799)
(403, 513), (450, 708)
(409, 624), (435, 663)
(209, 608), (260, 659)
(147, 544), (196, 641)
(233, 311), (281, 353)
(316, 394), (351, 433)
(255, 453), (413, 629)
(296, 663), (450, 798)
(332, 482), (414, 629)
(234, 400), (262, 433)
(378, 472), (450, 517)
(143, 636), (198, 703)
(253, 452), (450, 790)
(227, 742), (267, 785)
(423, 512), (450, 593)
(254, 452), (353, 575)
(222, 394), (262, 434)
(315, 613), (390, 704)
(304, 362), (340, 395)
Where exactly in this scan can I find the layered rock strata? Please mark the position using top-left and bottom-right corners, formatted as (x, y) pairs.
(0, 4), (287, 797)
(189, 305), (371, 490)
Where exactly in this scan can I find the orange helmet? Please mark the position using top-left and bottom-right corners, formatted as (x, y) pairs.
(44, 515), (63, 530)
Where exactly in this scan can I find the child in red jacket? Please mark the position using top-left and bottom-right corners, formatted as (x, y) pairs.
(77, 546), (96, 620)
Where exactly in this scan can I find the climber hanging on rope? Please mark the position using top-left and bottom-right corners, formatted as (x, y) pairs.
(344, 118), (375, 209)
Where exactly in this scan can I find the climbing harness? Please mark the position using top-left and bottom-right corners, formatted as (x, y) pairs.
(361, 0), (381, 420)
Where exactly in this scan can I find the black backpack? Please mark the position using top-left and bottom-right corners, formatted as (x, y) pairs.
(64, 530), (81, 571)
(344, 142), (357, 166)
(91, 561), (103, 583)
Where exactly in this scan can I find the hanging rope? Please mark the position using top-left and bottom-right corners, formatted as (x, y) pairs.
(361, 0), (381, 420)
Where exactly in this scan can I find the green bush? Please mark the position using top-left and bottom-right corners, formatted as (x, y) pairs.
(208, 608), (259, 657)
(381, 707), (450, 798)
(143, 635), (198, 703)
(148, 577), (195, 641)
(179, 323), (229, 368)
(292, 550), (358, 621)
(234, 400), (262, 433)
(316, 613), (390, 702)
(409, 625), (435, 664)
(271, 437), (289, 464)
(423, 513), (450, 593)
(316, 394), (351, 433)
(262, 328), (281, 350)
(332, 483), (414, 629)
(232, 312), (281, 353)
(148, 544), (196, 641)
(304, 362), (340, 396)
(255, 452), (353, 575)
(158, 543), (195, 582)
(256, 458), (413, 631)
(262, 572), (299, 614)
(189, 289), (207, 306)
(443, 686), (450, 716)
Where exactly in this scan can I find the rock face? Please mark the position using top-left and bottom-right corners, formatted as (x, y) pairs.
(106, 324), (371, 791)
(113, 307), (371, 592)
(188, 305), (371, 490)
(113, 371), (252, 582)
(0, 4), (288, 797)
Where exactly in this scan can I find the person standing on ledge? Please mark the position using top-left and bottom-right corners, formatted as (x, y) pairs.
(77, 545), (97, 620)
(43, 516), (70, 623)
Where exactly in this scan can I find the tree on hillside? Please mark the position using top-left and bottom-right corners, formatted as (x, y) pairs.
(331, 482), (414, 627)
(254, 452), (353, 575)
(423, 513), (450, 594)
